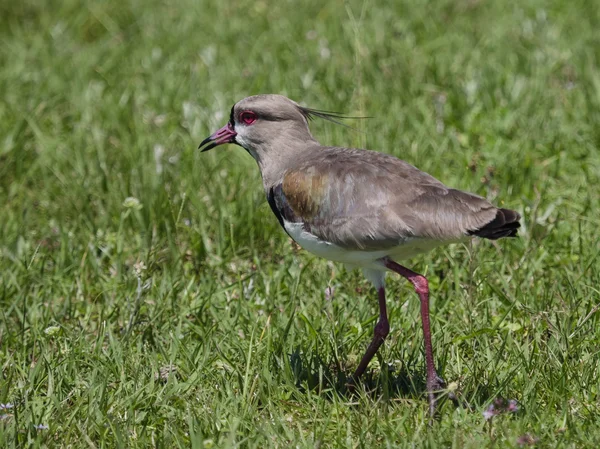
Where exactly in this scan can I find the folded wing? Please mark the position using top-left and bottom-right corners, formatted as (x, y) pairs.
(268, 148), (520, 250)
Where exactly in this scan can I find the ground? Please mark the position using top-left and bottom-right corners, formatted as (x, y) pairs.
(1, 0), (599, 447)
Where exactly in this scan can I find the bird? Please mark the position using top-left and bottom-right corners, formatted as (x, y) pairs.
(199, 94), (521, 416)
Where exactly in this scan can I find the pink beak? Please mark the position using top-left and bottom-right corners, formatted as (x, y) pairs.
(198, 122), (237, 152)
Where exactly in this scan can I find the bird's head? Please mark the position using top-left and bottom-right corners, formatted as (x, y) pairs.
(199, 94), (351, 160)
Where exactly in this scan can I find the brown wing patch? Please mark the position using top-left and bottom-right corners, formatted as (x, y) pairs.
(282, 169), (328, 220)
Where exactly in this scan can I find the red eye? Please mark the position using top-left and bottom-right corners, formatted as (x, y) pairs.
(240, 111), (257, 125)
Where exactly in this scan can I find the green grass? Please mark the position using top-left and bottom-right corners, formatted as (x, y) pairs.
(1, 0), (600, 447)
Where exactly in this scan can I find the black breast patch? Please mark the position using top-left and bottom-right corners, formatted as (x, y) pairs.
(267, 184), (302, 233)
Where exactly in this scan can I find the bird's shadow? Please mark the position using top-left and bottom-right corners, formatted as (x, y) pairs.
(285, 347), (498, 412)
(288, 347), (427, 400)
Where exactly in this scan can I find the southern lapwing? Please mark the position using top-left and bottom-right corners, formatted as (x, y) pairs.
(199, 94), (521, 415)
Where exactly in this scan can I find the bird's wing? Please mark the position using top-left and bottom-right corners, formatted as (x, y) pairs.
(268, 148), (516, 250)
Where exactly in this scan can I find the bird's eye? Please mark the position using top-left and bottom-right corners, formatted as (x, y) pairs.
(240, 111), (257, 125)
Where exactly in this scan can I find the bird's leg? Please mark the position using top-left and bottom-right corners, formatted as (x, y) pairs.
(352, 286), (390, 380)
(383, 258), (445, 417)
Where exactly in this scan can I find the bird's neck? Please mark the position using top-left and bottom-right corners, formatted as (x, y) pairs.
(248, 136), (321, 190)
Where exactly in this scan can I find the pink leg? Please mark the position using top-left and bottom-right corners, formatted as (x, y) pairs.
(352, 286), (390, 379)
(383, 258), (445, 417)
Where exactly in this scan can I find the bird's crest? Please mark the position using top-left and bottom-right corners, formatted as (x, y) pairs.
(297, 106), (369, 129)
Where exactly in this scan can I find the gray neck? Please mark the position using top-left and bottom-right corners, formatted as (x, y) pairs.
(245, 134), (320, 190)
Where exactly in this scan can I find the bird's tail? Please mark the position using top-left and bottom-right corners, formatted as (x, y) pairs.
(468, 208), (521, 240)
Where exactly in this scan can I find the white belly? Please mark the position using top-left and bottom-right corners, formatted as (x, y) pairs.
(283, 220), (445, 270)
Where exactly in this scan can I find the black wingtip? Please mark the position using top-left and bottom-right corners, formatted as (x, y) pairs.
(468, 208), (521, 240)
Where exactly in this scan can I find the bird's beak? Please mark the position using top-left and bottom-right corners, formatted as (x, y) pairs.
(198, 122), (237, 152)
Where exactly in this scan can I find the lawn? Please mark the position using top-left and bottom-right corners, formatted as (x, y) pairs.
(1, 0), (599, 447)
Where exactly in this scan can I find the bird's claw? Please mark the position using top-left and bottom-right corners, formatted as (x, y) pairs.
(426, 375), (447, 422)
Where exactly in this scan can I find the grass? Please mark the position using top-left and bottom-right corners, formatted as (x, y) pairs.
(1, 0), (599, 446)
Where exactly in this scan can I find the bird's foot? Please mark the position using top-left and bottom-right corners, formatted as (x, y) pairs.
(426, 375), (447, 422)
(344, 371), (375, 396)
(427, 374), (446, 394)
(344, 373), (362, 395)
(345, 375), (356, 392)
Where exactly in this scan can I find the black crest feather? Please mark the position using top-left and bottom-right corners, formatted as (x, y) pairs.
(297, 106), (369, 128)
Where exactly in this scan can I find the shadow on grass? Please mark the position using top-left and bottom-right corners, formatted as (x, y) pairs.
(288, 348), (425, 399)
(285, 347), (498, 412)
